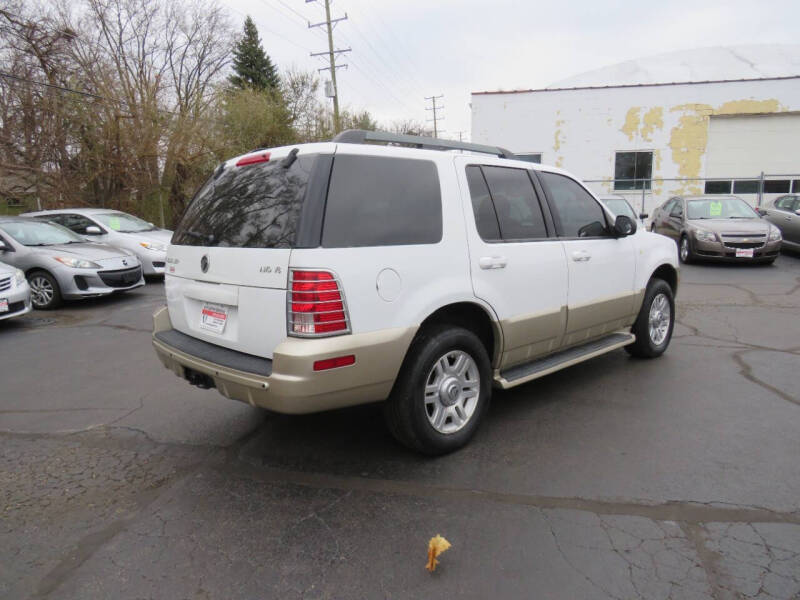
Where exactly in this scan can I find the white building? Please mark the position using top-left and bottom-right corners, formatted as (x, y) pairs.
(471, 45), (800, 214)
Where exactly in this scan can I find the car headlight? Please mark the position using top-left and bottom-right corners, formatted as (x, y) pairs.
(53, 256), (101, 269)
(14, 268), (25, 286)
(139, 241), (167, 252)
(694, 229), (717, 242)
(768, 227), (782, 242)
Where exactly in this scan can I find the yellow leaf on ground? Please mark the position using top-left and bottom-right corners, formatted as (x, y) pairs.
(426, 534), (452, 572)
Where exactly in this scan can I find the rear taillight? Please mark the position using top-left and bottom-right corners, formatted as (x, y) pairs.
(287, 269), (350, 337)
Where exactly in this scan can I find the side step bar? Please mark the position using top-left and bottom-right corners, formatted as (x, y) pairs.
(495, 332), (636, 389)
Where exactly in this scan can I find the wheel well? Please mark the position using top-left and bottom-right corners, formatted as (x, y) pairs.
(651, 264), (678, 294)
(25, 267), (50, 277)
(418, 302), (498, 365)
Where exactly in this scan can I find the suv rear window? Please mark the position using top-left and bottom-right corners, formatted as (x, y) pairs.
(172, 154), (320, 248)
(322, 155), (442, 247)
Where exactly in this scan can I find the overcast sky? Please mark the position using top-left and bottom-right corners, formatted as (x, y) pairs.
(224, 0), (799, 140)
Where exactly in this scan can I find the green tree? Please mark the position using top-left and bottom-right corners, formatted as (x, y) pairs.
(229, 16), (280, 91)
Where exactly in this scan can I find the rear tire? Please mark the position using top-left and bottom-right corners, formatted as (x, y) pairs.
(28, 270), (62, 310)
(384, 325), (492, 455)
(626, 278), (675, 358)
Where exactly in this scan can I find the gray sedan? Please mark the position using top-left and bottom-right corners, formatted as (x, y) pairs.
(22, 209), (172, 276)
(759, 194), (800, 252)
(0, 260), (32, 321)
(0, 217), (144, 309)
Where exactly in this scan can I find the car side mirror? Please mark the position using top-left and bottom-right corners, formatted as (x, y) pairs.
(85, 225), (102, 235)
(756, 208), (767, 216)
(639, 212), (649, 220)
(795, 209), (800, 216)
(613, 215), (636, 237)
(0, 239), (7, 251)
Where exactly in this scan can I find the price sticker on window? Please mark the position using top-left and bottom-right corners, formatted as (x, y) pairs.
(709, 201), (722, 217)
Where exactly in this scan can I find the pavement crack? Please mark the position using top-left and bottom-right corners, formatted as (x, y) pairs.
(732, 350), (800, 407)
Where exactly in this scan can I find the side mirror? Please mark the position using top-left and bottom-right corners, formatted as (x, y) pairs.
(639, 212), (649, 220)
(85, 225), (102, 235)
(795, 209), (800, 216)
(614, 215), (636, 237)
(756, 208), (767, 216)
(0, 239), (7, 251)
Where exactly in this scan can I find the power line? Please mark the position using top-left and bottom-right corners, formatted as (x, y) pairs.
(425, 94), (444, 138)
(306, 0), (350, 132)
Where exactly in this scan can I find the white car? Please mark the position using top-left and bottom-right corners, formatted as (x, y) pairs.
(152, 130), (679, 454)
(0, 260), (32, 321)
(22, 208), (172, 276)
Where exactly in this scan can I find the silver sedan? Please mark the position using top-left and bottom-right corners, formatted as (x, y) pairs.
(0, 260), (32, 321)
(22, 208), (172, 276)
(0, 217), (144, 309)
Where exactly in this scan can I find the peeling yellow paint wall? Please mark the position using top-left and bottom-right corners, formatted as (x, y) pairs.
(640, 107), (664, 142)
(667, 98), (787, 195)
(621, 107), (641, 141)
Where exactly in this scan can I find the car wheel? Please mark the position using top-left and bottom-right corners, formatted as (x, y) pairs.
(28, 270), (62, 310)
(626, 278), (675, 358)
(384, 325), (491, 455)
(679, 235), (693, 264)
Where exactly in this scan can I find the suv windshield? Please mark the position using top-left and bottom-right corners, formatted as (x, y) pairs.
(0, 220), (85, 246)
(173, 153), (319, 248)
(687, 197), (758, 220)
(94, 212), (155, 233)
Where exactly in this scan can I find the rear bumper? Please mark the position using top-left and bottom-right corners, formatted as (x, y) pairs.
(151, 306), (416, 414)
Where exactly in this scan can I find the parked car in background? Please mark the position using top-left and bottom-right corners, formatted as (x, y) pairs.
(598, 194), (646, 223)
(0, 217), (144, 309)
(0, 260), (32, 321)
(759, 194), (800, 253)
(651, 195), (782, 264)
(22, 209), (172, 276)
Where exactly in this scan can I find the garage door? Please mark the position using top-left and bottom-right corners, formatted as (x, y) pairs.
(706, 113), (800, 177)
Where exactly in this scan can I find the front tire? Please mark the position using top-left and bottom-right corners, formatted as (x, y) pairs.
(679, 235), (693, 264)
(384, 325), (492, 455)
(28, 270), (62, 310)
(626, 278), (675, 358)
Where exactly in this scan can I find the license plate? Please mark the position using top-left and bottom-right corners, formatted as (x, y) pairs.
(200, 303), (228, 334)
(0, 299), (7, 313)
(735, 248), (754, 258)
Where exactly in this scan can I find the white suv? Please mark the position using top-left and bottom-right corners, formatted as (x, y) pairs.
(152, 130), (679, 454)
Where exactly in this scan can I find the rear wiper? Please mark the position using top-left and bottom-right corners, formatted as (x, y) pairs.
(183, 230), (216, 244)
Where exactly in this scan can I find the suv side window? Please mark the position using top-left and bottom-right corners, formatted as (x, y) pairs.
(465, 166), (501, 241)
(481, 166), (548, 240)
(775, 195), (794, 211)
(539, 171), (609, 238)
(322, 155), (442, 247)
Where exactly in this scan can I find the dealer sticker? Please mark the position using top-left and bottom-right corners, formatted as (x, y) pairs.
(735, 248), (754, 258)
(200, 303), (228, 334)
(0, 299), (7, 313)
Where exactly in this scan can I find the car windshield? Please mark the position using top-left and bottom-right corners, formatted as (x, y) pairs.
(94, 212), (155, 233)
(687, 197), (758, 220)
(602, 198), (637, 220)
(0, 220), (86, 246)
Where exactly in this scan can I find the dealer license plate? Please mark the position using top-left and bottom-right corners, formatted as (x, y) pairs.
(735, 248), (754, 258)
(200, 303), (228, 334)
(0, 299), (7, 313)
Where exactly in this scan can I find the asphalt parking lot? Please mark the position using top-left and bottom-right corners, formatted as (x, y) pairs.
(2, 256), (799, 600)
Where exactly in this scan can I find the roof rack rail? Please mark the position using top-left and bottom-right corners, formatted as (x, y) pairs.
(332, 129), (517, 159)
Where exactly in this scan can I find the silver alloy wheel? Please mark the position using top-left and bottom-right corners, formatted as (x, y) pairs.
(648, 292), (671, 346)
(680, 237), (689, 262)
(424, 350), (480, 434)
(29, 275), (54, 308)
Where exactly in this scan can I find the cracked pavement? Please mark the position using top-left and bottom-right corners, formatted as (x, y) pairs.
(1, 255), (799, 599)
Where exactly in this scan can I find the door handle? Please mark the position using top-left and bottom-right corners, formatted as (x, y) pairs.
(785, 216), (792, 221)
(479, 256), (507, 270)
(571, 250), (591, 262)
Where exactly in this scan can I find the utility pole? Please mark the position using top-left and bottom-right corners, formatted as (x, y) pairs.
(307, 0), (350, 132)
(425, 95), (444, 138)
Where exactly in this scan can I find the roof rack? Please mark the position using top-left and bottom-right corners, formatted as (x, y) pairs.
(332, 129), (516, 159)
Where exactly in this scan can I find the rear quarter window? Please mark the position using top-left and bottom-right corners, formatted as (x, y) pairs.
(322, 155), (442, 247)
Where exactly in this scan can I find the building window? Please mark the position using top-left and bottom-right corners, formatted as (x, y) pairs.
(614, 151), (652, 190)
(792, 180), (800, 193)
(733, 180), (760, 194)
(763, 180), (790, 193)
(704, 180), (732, 194)
(516, 153), (542, 164)
(6, 197), (24, 207)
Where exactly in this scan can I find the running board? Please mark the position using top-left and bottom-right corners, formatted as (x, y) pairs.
(496, 332), (636, 389)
